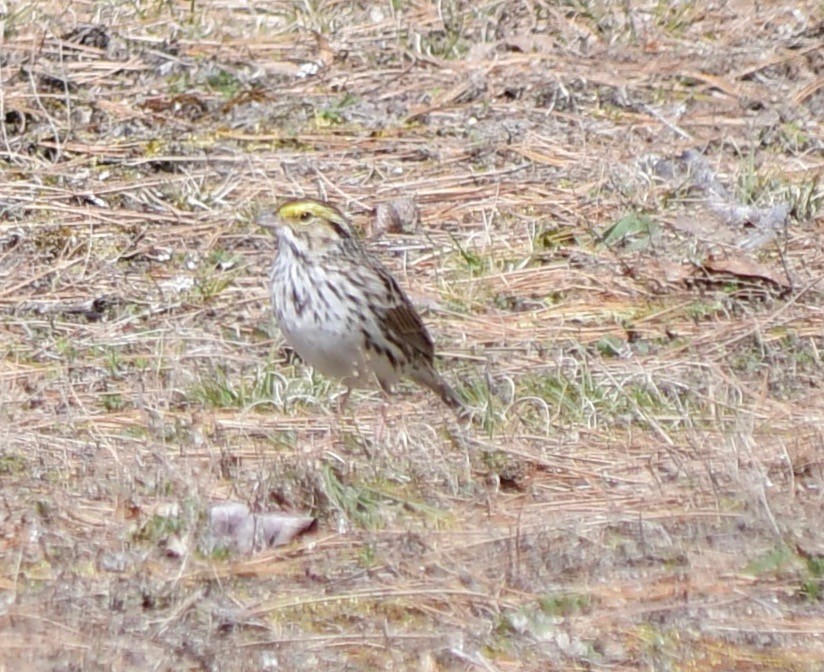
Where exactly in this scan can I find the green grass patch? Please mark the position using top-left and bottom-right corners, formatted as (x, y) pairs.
(188, 362), (289, 410)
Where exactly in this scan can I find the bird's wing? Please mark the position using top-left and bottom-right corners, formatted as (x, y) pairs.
(361, 249), (436, 361)
(384, 300), (435, 360)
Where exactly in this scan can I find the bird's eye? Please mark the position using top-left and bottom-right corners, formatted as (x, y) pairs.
(299, 212), (311, 221)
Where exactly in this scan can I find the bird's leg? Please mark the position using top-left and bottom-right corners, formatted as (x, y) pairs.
(373, 396), (390, 447)
(337, 384), (352, 415)
(372, 380), (394, 446)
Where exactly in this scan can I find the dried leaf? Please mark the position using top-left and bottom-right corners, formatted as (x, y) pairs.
(206, 502), (315, 555)
(701, 254), (790, 289)
(372, 197), (420, 238)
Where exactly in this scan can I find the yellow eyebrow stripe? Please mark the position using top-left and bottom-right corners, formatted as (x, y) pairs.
(276, 200), (349, 227)
(277, 201), (329, 219)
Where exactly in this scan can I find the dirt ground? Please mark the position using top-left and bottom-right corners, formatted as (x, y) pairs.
(1, 1), (823, 670)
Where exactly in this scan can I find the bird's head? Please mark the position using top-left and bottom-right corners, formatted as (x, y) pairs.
(257, 198), (353, 254)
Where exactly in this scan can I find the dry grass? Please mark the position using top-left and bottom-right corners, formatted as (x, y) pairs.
(1, 1), (823, 670)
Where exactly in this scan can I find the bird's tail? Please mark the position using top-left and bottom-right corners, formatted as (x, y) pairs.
(411, 366), (465, 414)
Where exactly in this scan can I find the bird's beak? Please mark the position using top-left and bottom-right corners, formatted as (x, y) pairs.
(255, 210), (280, 230)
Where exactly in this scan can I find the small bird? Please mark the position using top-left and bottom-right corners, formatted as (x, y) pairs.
(258, 198), (463, 412)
